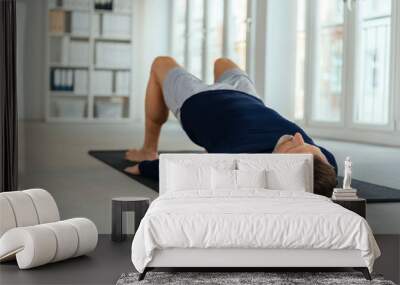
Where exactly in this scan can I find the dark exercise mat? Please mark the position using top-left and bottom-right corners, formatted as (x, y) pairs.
(88, 150), (203, 192)
(89, 150), (400, 203)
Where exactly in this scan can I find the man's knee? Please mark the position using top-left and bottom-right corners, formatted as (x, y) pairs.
(151, 56), (179, 82)
(151, 56), (176, 72)
(214, 58), (237, 80)
(214, 57), (230, 70)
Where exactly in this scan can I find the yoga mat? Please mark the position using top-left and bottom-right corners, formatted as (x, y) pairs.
(88, 150), (203, 192)
(89, 150), (400, 203)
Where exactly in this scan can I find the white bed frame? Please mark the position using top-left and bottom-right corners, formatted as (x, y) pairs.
(139, 154), (371, 280)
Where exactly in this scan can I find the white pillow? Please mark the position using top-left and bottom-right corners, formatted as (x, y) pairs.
(238, 158), (310, 192)
(212, 169), (268, 190)
(266, 162), (307, 191)
(212, 169), (236, 190)
(237, 169), (267, 189)
(167, 163), (211, 191)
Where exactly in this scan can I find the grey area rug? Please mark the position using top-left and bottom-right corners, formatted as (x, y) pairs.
(116, 272), (395, 285)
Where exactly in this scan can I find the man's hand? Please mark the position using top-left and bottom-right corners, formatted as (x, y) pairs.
(275, 132), (328, 163)
(124, 165), (141, 175)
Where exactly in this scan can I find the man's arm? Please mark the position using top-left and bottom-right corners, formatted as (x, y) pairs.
(275, 132), (338, 175)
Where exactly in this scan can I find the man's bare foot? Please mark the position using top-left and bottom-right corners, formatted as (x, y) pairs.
(125, 165), (140, 175)
(125, 149), (158, 162)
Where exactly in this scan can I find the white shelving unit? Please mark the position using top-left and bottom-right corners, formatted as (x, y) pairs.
(45, 0), (134, 122)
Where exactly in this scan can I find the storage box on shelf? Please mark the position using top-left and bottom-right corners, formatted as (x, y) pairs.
(52, 97), (87, 119)
(95, 98), (125, 119)
(45, 0), (133, 122)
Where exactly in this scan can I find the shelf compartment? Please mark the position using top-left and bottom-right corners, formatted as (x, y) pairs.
(95, 42), (131, 69)
(93, 96), (129, 119)
(49, 36), (90, 67)
(50, 97), (88, 119)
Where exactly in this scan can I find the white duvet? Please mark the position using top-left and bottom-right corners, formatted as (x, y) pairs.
(131, 190), (380, 273)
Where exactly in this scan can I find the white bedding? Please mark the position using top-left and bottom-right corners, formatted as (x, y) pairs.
(131, 190), (380, 273)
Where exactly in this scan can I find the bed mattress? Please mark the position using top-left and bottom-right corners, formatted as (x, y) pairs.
(131, 190), (380, 273)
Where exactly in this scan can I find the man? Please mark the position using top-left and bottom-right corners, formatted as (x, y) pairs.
(125, 56), (337, 197)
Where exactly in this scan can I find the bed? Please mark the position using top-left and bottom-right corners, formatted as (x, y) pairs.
(131, 154), (380, 280)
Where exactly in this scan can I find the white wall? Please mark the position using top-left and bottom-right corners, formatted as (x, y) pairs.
(17, 0), (46, 120)
(132, 0), (170, 121)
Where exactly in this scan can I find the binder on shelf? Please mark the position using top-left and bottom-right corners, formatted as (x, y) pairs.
(62, 70), (68, 90)
(68, 70), (74, 90)
(51, 68), (74, 91)
(52, 69), (62, 90)
(49, 10), (66, 34)
(94, 0), (113, 11)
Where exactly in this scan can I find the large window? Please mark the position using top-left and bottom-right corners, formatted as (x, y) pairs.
(229, 0), (248, 70)
(294, 0), (400, 143)
(313, 0), (344, 122)
(170, 0), (251, 83)
(294, 0), (306, 120)
(204, 0), (224, 83)
(354, 0), (392, 125)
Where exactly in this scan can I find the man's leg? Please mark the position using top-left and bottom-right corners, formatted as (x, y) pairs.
(214, 57), (258, 98)
(125, 56), (180, 162)
(214, 57), (240, 82)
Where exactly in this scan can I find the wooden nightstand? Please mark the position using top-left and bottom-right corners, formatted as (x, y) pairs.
(332, 198), (366, 218)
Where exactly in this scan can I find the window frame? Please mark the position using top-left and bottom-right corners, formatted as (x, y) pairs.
(168, 0), (255, 80)
(348, 0), (395, 131)
(298, 0), (400, 146)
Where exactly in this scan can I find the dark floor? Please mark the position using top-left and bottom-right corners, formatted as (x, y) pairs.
(0, 235), (133, 285)
(1, 235), (399, 285)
